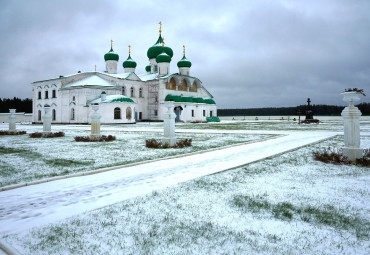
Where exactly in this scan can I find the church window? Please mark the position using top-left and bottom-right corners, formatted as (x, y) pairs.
(154, 65), (158, 72)
(203, 110), (205, 117)
(126, 107), (132, 119)
(139, 88), (143, 98)
(154, 110), (158, 116)
(52, 90), (56, 98)
(192, 110), (195, 117)
(45, 91), (49, 99)
(52, 109), (56, 121)
(72, 96), (76, 101)
(38, 110), (41, 121)
(155, 96), (158, 103)
(122, 86), (126, 96)
(210, 111), (213, 117)
(71, 108), (75, 120)
(38, 91), (41, 99)
(114, 107), (121, 119)
(130, 87), (134, 97)
(190, 81), (197, 92)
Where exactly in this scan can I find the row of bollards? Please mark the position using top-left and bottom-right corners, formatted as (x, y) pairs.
(6, 102), (177, 145)
(4, 94), (363, 158)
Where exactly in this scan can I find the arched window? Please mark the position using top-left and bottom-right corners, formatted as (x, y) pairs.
(114, 107), (121, 119)
(52, 109), (56, 121)
(130, 87), (134, 97)
(178, 79), (187, 91)
(38, 91), (41, 99)
(126, 107), (132, 119)
(190, 81), (197, 92)
(71, 108), (75, 120)
(72, 96), (76, 101)
(45, 91), (49, 99)
(166, 78), (176, 90)
(38, 110), (41, 121)
(139, 88), (143, 98)
(122, 86), (126, 96)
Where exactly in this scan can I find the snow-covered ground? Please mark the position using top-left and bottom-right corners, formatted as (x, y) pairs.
(0, 117), (369, 254)
(0, 123), (273, 188)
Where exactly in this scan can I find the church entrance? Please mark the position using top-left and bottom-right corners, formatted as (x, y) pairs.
(174, 106), (183, 122)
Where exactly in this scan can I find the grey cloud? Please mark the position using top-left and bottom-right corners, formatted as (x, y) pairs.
(0, 0), (369, 108)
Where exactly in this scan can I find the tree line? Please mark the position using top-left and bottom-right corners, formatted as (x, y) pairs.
(218, 103), (370, 116)
(0, 98), (33, 113)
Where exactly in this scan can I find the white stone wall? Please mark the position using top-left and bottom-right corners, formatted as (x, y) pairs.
(33, 79), (62, 123)
(0, 113), (32, 123)
(96, 103), (136, 124)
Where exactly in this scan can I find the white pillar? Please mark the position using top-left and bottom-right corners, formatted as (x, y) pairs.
(43, 106), (52, 134)
(163, 101), (176, 146)
(8, 109), (16, 132)
(90, 104), (101, 140)
(341, 92), (363, 161)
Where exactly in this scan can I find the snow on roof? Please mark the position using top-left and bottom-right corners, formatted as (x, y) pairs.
(61, 75), (119, 89)
(138, 73), (158, 81)
(103, 72), (133, 79)
(87, 95), (135, 105)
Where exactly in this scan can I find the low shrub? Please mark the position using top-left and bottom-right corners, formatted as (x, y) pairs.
(0, 130), (26, 135)
(145, 138), (192, 149)
(74, 135), (116, 142)
(313, 147), (370, 167)
(29, 132), (65, 138)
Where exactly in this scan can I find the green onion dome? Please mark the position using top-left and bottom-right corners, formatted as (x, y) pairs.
(104, 48), (119, 61)
(147, 35), (173, 59)
(177, 55), (192, 68)
(156, 51), (171, 63)
(122, 55), (137, 68)
(145, 64), (151, 72)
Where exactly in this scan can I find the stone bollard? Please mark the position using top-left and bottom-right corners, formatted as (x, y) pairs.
(341, 92), (363, 161)
(8, 109), (16, 132)
(43, 105), (52, 134)
(90, 104), (101, 140)
(163, 101), (176, 146)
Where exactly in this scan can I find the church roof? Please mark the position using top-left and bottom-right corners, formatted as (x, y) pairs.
(165, 94), (216, 104)
(61, 75), (120, 90)
(87, 95), (135, 105)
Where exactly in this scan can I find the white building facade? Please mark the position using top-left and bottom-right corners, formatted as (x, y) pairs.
(32, 27), (217, 124)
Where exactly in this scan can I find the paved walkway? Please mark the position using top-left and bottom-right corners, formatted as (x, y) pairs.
(0, 131), (337, 235)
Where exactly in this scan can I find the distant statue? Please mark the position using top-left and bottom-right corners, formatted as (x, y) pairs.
(305, 98), (313, 120)
(302, 98), (319, 124)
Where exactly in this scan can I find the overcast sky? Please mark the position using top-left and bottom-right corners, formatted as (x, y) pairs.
(0, 0), (369, 108)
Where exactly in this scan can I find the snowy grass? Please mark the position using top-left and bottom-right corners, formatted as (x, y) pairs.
(179, 117), (370, 133)
(4, 135), (369, 254)
(0, 124), (273, 187)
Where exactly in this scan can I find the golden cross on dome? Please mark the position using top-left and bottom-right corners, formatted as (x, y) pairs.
(162, 37), (165, 47)
(128, 45), (131, 55)
(183, 45), (186, 55)
(159, 21), (162, 34)
(110, 39), (113, 49)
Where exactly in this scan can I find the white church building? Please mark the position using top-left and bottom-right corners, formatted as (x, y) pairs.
(32, 24), (217, 124)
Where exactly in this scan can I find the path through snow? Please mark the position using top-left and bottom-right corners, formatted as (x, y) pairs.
(0, 131), (337, 235)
